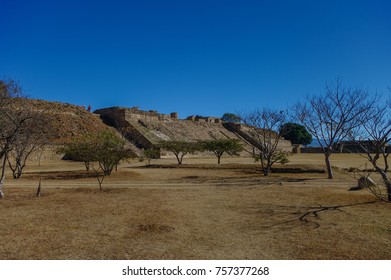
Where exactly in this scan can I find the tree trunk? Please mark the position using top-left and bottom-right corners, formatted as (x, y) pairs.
(0, 175), (4, 199)
(178, 154), (183, 164)
(84, 162), (90, 171)
(325, 152), (333, 179)
(376, 167), (391, 202)
(7, 157), (17, 179)
(174, 153), (182, 164)
(97, 176), (104, 191)
(0, 154), (7, 198)
(217, 156), (221, 164)
(259, 153), (266, 176)
(387, 181), (391, 202)
(12, 167), (22, 179)
(263, 158), (271, 176)
(36, 178), (42, 197)
(15, 161), (22, 179)
(17, 166), (22, 178)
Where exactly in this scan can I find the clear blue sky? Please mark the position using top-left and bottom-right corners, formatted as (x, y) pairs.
(1, 0), (390, 118)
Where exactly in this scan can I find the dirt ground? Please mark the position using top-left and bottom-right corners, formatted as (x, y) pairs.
(0, 153), (390, 259)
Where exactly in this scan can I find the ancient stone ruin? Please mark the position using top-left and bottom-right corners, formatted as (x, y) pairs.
(94, 106), (292, 157)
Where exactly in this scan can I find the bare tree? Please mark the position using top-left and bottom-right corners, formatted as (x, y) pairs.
(241, 108), (288, 176)
(293, 79), (376, 179)
(0, 79), (31, 198)
(355, 98), (391, 201)
(7, 112), (50, 179)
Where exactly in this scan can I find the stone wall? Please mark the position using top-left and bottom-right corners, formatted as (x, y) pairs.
(95, 107), (293, 157)
(223, 122), (292, 153)
(186, 115), (222, 123)
(300, 147), (324, 153)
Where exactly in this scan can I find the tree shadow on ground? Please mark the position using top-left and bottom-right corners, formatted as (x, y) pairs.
(23, 170), (97, 180)
(130, 164), (326, 174)
(250, 200), (379, 230)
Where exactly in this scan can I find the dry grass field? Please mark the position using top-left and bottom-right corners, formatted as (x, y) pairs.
(0, 153), (391, 259)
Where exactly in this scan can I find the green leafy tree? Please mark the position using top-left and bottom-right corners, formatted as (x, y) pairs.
(279, 122), (312, 146)
(140, 147), (160, 165)
(60, 131), (134, 190)
(58, 133), (95, 171)
(201, 139), (243, 164)
(222, 113), (241, 123)
(159, 140), (200, 164)
(93, 131), (133, 176)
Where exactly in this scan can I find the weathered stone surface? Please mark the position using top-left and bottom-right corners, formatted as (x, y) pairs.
(95, 106), (293, 157)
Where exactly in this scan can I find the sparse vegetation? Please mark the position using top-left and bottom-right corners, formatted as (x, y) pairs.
(293, 79), (376, 179)
(158, 140), (200, 164)
(0, 79), (41, 197)
(254, 150), (289, 166)
(0, 155), (390, 259)
(140, 147), (161, 165)
(241, 108), (287, 176)
(354, 98), (391, 201)
(60, 131), (135, 190)
(201, 139), (243, 164)
(7, 112), (51, 179)
(0, 77), (390, 261)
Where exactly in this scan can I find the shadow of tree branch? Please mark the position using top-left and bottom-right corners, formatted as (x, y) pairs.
(255, 200), (379, 230)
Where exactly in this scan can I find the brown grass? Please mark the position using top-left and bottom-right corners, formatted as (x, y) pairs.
(0, 154), (390, 259)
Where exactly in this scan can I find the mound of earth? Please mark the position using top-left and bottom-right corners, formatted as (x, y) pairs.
(7, 98), (113, 143)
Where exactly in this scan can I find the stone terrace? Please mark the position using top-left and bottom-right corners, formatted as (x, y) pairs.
(94, 107), (292, 157)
